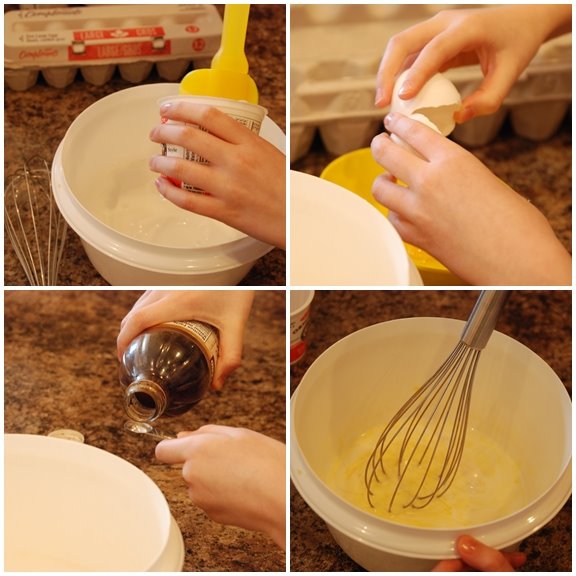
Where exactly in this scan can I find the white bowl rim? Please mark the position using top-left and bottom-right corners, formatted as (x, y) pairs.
(60, 84), (255, 252)
(290, 317), (572, 559)
(53, 83), (283, 272)
(5, 433), (173, 571)
(290, 170), (412, 286)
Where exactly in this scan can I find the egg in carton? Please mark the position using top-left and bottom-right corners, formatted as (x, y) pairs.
(290, 5), (572, 162)
(4, 4), (222, 90)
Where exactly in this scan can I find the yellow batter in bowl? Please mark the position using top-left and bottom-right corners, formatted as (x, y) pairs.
(327, 425), (525, 528)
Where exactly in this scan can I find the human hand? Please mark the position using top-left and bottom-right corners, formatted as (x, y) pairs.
(432, 535), (526, 571)
(149, 103), (286, 249)
(117, 290), (255, 390)
(376, 6), (572, 121)
(156, 425), (286, 550)
(371, 113), (571, 285)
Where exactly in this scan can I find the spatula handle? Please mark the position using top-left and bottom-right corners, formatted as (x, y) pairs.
(211, 4), (250, 73)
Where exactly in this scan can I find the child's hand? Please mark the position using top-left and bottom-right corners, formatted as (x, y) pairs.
(432, 535), (526, 571)
(371, 113), (571, 285)
(376, 6), (571, 121)
(156, 425), (286, 549)
(149, 103), (286, 249)
(117, 290), (254, 390)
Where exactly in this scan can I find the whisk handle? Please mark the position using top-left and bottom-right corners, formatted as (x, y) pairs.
(460, 291), (510, 350)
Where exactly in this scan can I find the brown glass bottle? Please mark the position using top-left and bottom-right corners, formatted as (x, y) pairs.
(119, 320), (219, 423)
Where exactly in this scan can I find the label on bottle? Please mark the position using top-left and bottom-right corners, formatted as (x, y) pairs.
(162, 320), (219, 382)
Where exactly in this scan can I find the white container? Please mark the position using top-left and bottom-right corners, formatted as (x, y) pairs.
(290, 170), (421, 286)
(291, 317), (572, 571)
(290, 290), (315, 364)
(52, 83), (285, 286)
(159, 94), (267, 192)
(5, 434), (184, 571)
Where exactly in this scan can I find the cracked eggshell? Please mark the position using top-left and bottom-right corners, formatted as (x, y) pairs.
(391, 70), (461, 136)
(390, 113), (441, 159)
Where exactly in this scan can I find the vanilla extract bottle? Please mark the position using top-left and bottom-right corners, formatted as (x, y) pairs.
(120, 320), (219, 423)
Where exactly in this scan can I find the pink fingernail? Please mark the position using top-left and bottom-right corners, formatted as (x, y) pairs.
(459, 536), (477, 553)
(384, 113), (395, 127)
(155, 177), (168, 197)
(398, 81), (412, 98)
(456, 106), (474, 123)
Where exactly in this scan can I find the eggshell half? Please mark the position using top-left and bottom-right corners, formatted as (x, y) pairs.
(391, 70), (461, 136)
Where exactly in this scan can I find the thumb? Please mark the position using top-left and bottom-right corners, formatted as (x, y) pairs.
(456, 58), (519, 122)
(457, 535), (515, 571)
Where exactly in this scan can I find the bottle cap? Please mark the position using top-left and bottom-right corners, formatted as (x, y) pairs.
(47, 429), (85, 443)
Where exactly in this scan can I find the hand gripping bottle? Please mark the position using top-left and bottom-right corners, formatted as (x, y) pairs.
(120, 321), (219, 423)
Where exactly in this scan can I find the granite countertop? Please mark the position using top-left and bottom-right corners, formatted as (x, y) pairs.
(290, 290), (571, 572)
(4, 290), (286, 571)
(4, 5), (286, 287)
(292, 113), (572, 285)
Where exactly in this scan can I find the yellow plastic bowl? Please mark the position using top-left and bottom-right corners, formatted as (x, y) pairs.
(321, 148), (465, 285)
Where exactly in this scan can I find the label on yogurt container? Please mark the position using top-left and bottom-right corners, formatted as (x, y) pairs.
(160, 113), (263, 193)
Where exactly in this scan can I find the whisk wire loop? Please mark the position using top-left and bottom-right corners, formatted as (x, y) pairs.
(365, 291), (508, 513)
(5, 158), (68, 286)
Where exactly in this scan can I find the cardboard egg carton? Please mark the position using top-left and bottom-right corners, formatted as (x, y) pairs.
(291, 5), (572, 161)
(4, 4), (222, 90)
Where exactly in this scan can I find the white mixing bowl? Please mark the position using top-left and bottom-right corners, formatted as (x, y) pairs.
(291, 318), (571, 571)
(290, 170), (421, 286)
(5, 434), (184, 571)
(52, 83), (286, 285)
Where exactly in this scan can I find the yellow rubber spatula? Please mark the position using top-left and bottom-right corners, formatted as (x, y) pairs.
(179, 4), (258, 103)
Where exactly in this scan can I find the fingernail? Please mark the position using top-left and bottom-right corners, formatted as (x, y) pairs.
(458, 535), (478, 554)
(149, 127), (157, 139)
(375, 88), (383, 106)
(160, 103), (172, 115)
(398, 81), (412, 98)
(155, 177), (168, 197)
(455, 106), (474, 123)
(384, 113), (395, 128)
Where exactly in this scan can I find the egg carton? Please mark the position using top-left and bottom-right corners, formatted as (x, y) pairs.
(4, 4), (222, 90)
(291, 5), (572, 161)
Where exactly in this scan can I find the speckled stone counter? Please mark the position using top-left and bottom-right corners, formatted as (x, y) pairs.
(290, 290), (571, 572)
(5, 290), (285, 571)
(292, 114), (572, 282)
(4, 5), (286, 286)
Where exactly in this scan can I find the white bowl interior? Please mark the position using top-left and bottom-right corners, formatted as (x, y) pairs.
(294, 318), (571, 520)
(60, 84), (282, 250)
(290, 170), (411, 286)
(5, 434), (172, 571)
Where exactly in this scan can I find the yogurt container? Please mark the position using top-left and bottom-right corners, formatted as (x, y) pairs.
(158, 95), (267, 192)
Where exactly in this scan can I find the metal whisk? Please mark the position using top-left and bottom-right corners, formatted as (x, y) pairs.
(365, 291), (510, 512)
(5, 157), (68, 285)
